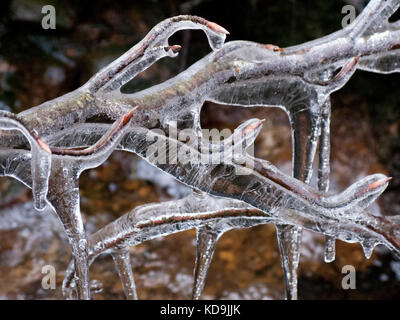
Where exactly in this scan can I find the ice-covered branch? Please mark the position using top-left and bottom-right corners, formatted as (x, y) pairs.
(1, 0), (400, 299)
(62, 179), (400, 299)
(0, 15), (228, 299)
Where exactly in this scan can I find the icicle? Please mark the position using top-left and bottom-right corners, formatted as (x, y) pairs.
(31, 143), (51, 211)
(275, 224), (300, 300)
(361, 239), (377, 259)
(0, 112), (51, 211)
(363, 245), (374, 260)
(111, 249), (138, 300)
(192, 226), (221, 300)
(324, 236), (336, 263)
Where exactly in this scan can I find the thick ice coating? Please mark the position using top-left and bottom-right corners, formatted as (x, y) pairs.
(0, 1), (400, 300)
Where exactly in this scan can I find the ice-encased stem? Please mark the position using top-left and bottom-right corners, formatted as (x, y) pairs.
(275, 107), (320, 300)
(324, 236), (336, 263)
(111, 249), (138, 300)
(192, 226), (221, 300)
(46, 159), (90, 300)
(48, 110), (135, 300)
(89, 15), (227, 93)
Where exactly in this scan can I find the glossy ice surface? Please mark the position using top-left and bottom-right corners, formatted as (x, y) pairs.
(0, 1), (400, 299)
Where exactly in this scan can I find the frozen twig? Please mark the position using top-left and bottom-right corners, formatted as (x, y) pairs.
(1, 0), (400, 300)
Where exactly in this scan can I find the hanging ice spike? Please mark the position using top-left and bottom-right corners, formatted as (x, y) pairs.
(192, 226), (222, 300)
(1, 0), (400, 300)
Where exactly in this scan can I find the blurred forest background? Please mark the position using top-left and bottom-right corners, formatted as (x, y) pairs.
(0, 0), (400, 299)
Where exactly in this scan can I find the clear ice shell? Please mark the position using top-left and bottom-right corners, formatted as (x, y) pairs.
(0, 112), (51, 211)
(0, 4), (400, 300)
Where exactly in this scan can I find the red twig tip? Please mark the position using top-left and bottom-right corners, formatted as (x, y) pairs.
(122, 107), (137, 126)
(37, 138), (51, 154)
(242, 119), (265, 135)
(365, 177), (392, 192)
(264, 44), (284, 52)
(165, 45), (182, 53)
(206, 21), (230, 35)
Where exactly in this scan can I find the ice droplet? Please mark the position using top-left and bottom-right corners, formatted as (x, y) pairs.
(324, 236), (336, 263)
(361, 239), (377, 259)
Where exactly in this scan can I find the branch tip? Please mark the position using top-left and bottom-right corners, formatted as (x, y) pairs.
(242, 119), (265, 135)
(264, 44), (284, 52)
(365, 177), (392, 192)
(165, 45), (182, 53)
(122, 107), (137, 126)
(37, 138), (52, 154)
(206, 21), (230, 35)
